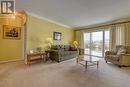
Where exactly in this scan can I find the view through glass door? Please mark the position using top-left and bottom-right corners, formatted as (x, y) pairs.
(84, 30), (110, 57)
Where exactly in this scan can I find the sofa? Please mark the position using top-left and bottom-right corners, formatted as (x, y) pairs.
(49, 45), (78, 62)
(105, 45), (130, 67)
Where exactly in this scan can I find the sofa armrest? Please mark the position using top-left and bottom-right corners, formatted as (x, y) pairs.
(49, 50), (60, 61)
(105, 51), (115, 55)
(50, 50), (59, 54)
(119, 54), (130, 66)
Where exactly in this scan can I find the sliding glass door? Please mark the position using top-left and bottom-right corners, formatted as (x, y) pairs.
(91, 31), (103, 57)
(104, 31), (110, 52)
(84, 33), (91, 55)
(84, 30), (110, 57)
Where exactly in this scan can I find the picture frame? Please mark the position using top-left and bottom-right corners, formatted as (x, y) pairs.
(3, 25), (21, 40)
(53, 32), (62, 40)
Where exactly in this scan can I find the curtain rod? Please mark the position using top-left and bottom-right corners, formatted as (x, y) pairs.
(75, 20), (130, 31)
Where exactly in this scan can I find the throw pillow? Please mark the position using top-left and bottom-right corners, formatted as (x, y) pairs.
(117, 48), (126, 56)
(111, 46), (117, 54)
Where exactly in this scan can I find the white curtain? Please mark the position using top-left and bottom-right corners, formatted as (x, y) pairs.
(75, 22), (130, 50)
(110, 23), (130, 49)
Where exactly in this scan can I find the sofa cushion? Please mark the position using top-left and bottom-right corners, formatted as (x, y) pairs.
(60, 51), (70, 56)
(54, 45), (64, 51)
(64, 45), (70, 51)
(111, 46), (117, 54)
(116, 45), (125, 53)
(112, 45), (125, 54)
(51, 45), (71, 51)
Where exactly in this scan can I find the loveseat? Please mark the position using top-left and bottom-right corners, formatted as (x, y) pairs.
(49, 45), (78, 62)
(105, 45), (130, 67)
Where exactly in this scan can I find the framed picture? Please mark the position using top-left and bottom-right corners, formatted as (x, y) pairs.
(53, 32), (62, 40)
(3, 25), (21, 40)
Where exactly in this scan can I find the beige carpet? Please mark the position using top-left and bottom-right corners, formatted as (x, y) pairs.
(0, 59), (130, 87)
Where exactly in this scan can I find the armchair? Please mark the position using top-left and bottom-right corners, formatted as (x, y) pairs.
(105, 45), (130, 67)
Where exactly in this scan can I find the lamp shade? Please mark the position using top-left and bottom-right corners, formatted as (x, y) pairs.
(73, 41), (78, 48)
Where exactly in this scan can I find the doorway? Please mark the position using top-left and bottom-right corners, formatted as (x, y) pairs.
(84, 30), (110, 57)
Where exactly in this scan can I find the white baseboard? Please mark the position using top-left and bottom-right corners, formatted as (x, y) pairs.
(0, 59), (24, 64)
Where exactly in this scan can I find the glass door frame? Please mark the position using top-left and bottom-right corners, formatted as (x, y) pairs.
(84, 30), (110, 58)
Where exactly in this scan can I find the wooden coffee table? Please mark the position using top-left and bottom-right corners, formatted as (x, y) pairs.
(76, 55), (100, 71)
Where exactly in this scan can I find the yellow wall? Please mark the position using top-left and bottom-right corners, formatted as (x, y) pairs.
(0, 17), (23, 62)
(26, 15), (74, 52)
(0, 15), (74, 62)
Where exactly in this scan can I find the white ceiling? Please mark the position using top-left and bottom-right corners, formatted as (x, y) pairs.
(16, 0), (130, 28)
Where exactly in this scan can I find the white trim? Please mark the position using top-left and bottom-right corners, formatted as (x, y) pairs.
(27, 11), (72, 29)
(75, 17), (130, 29)
(0, 59), (23, 64)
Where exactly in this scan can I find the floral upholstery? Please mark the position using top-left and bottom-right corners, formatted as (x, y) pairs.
(105, 45), (130, 66)
(50, 45), (78, 62)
